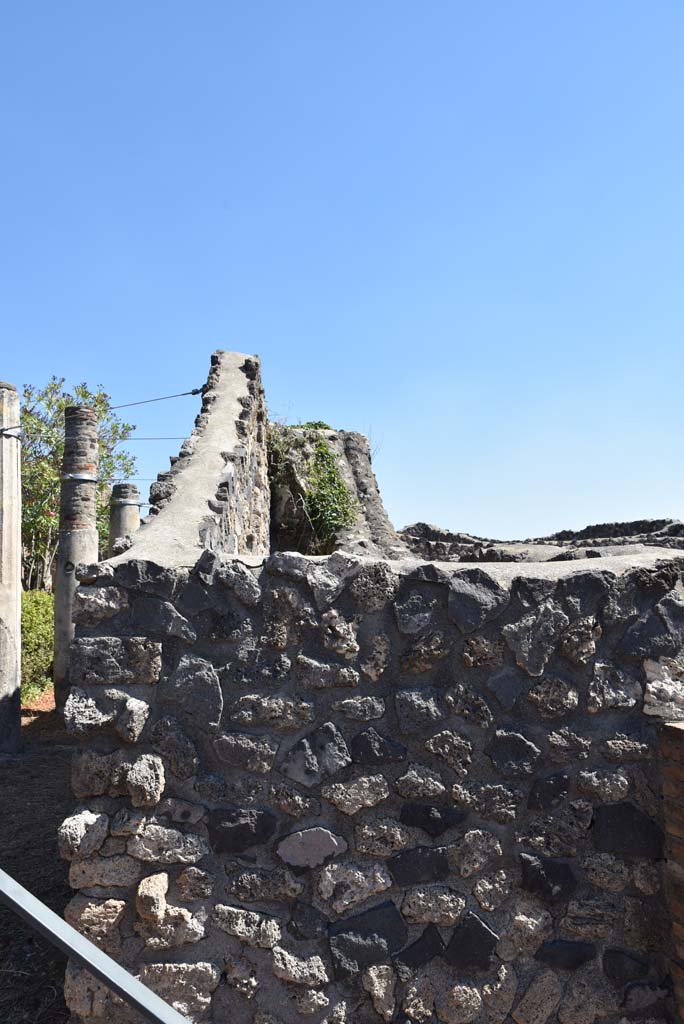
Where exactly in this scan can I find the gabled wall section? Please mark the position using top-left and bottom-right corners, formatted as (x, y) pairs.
(117, 351), (269, 568)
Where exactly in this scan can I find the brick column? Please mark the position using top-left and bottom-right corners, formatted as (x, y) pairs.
(53, 406), (99, 707)
(108, 483), (141, 556)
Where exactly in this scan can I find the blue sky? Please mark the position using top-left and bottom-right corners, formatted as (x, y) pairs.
(2, 2), (683, 539)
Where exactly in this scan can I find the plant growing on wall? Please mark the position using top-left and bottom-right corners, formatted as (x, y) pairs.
(267, 421), (358, 554)
(21, 377), (136, 590)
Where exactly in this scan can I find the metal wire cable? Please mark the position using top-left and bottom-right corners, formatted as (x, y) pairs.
(111, 388), (202, 410)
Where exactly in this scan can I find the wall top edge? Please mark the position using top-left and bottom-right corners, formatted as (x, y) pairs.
(78, 545), (684, 590)
(211, 349), (258, 359)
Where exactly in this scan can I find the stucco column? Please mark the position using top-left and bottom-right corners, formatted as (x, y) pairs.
(108, 483), (141, 556)
(0, 383), (22, 752)
(53, 406), (99, 707)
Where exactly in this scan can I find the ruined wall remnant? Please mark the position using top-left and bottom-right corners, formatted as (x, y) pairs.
(401, 519), (684, 565)
(120, 351), (270, 567)
(57, 350), (684, 1024)
(268, 425), (407, 560)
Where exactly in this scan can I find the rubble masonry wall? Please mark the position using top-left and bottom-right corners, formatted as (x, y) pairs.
(58, 549), (684, 1024)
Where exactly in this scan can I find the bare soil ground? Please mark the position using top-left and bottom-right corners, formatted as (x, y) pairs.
(0, 690), (76, 1023)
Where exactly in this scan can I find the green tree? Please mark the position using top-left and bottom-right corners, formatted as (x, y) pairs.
(21, 377), (137, 590)
(21, 590), (54, 700)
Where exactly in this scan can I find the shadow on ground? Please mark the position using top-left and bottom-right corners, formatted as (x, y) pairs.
(0, 699), (77, 1023)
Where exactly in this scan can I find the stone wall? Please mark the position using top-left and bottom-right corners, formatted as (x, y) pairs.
(59, 546), (684, 1024)
(400, 524), (527, 564)
(657, 722), (684, 1021)
(400, 521), (684, 566)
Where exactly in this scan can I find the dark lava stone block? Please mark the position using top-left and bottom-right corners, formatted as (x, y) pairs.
(328, 900), (408, 980)
(113, 558), (179, 597)
(351, 727), (407, 765)
(399, 802), (467, 837)
(447, 569), (509, 633)
(520, 852), (577, 902)
(288, 900), (329, 941)
(208, 807), (277, 854)
(394, 592), (435, 635)
(486, 729), (541, 776)
(192, 606), (244, 641)
(161, 653), (223, 733)
(394, 924), (445, 967)
(388, 846), (450, 886)
(512, 577), (556, 605)
(407, 563), (452, 584)
(535, 940), (596, 970)
(486, 667), (526, 710)
(593, 803), (664, 859)
(602, 948), (650, 987)
(528, 771), (571, 811)
(329, 931), (389, 980)
(444, 912), (499, 971)
(148, 716), (199, 780)
(282, 722), (351, 787)
(132, 596), (193, 638)
(618, 592), (684, 659)
(175, 578), (214, 617)
(328, 901), (408, 954)
(191, 548), (221, 581)
(622, 979), (671, 1012)
(559, 571), (613, 617)
(394, 688), (443, 734)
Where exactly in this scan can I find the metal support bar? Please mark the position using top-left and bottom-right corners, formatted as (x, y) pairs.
(0, 868), (190, 1024)
(60, 472), (98, 482)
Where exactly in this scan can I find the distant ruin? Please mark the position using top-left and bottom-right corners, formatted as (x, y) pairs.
(58, 351), (684, 1024)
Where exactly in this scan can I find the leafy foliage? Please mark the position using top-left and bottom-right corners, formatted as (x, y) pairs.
(21, 377), (136, 589)
(306, 439), (358, 543)
(20, 590), (54, 702)
(267, 422), (357, 553)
